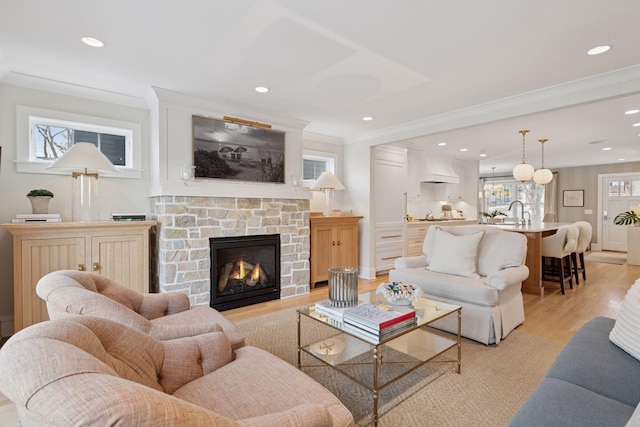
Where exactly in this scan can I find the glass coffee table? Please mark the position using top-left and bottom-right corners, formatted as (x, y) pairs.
(297, 290), (461, 426)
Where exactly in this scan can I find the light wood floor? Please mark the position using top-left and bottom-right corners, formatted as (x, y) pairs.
(225, 254), (640, 344)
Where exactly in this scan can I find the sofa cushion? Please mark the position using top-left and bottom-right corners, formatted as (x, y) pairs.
(388, 267), (499, 306)
(548, 317), (640, 408)
(423, 226), (527, 277)
(610, 277), (640, 362)
(508, 377), (635, 427)
(428, 228), (484, 278)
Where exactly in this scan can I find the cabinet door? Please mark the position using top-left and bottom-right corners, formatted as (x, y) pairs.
(336, 223), (359, 268)
(18, 237), (85, 330)
(310, 225), (335, 286)
(91, 234), (146, 292)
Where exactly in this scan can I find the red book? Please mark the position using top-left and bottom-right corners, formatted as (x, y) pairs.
(343, 300), (416, 331)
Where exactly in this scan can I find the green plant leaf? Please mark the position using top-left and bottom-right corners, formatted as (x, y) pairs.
(614, 211), (639, 225)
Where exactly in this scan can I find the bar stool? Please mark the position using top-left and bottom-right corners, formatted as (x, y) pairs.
(541, 224), (579, 295)
(572, 221), (592, 284)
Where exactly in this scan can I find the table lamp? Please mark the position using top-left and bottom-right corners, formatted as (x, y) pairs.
(47, 143), (120, 221)
(310, 171), (345, 216)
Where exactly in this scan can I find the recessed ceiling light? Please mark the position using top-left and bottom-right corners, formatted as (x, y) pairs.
(438, 142), (447, 146)
(459, 148), (468, 152)
(479, 153), (487, 157)
(81, 36), (104, 47)
(618, 158), (626, 161)
(255, 86), (269, 93)
(587, 45), (611, 55)
(602, 147), (612, 151)
(633, 123), (640, 127)
(362, 116), (373, 121)
(625, 109), (640, 115)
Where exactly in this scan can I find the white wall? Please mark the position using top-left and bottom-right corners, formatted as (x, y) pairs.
(0, 82), (152, 325)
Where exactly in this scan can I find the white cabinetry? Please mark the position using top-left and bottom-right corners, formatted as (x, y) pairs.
(374, 224), (405, 273)
(373, 146), (407, 273)
(437, 164), (465, 201)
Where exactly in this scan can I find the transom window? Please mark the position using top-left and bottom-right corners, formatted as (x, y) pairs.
(16, 106), (142, 178)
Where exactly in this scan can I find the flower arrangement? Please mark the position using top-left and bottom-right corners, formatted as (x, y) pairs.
(376, 282), (423, 304)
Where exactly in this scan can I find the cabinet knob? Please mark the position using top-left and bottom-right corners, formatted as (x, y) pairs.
(77, 264), (85, 271)
(337, 241), (342, 246)
(92, 263), (100, 271)
(332, 241), (336, 246)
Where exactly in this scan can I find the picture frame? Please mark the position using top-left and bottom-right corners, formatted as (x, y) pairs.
(563, 190), (584, 207)
(192, 115), (285, 183)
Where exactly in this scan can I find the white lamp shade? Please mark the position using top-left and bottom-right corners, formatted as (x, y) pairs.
(533, 168), (553, 184)
(310, 171), (345, 191)
(47, 142), (119, 175)
(513, 163), (534, 182)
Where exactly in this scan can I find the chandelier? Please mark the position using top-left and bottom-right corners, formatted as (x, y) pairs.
(533, 138), (553, 184)
(512, 130), (535, 182)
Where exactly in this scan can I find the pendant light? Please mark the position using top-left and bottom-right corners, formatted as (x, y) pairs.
(512, 130), (534, 182)
(491, 166), (496, 196)
(533, 138), (553, 184)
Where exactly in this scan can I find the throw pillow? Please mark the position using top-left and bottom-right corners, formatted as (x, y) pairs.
(610, 277), (640, 362)
(427, 228), (484, 278)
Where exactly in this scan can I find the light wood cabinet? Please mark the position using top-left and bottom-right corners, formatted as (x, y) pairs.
(405, 223), (430, 257)
(309, 215), (362, 288)
(1, 220), (156, 332)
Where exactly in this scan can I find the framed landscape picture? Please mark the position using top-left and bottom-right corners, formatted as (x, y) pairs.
(563, 190), (584, 207)
(192, 115), (285, 183)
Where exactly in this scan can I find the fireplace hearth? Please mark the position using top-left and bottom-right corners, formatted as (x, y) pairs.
(210, 234), (281, 311)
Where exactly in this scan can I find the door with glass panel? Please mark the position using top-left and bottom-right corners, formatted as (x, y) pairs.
(601, 174), (640, 251)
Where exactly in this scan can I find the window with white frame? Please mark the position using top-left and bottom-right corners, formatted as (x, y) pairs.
(302, 154), (335, 188)
(16, 106), (142, 178)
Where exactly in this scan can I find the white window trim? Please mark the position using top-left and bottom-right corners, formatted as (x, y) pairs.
(16, 106), (142, 178)
(302, 150), (337, 189)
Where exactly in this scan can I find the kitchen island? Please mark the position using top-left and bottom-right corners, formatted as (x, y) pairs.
(491, 222), (571, 295)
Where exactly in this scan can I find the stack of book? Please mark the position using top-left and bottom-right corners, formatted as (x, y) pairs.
(110, 213), (147, 222)
(342, 300), (417, 341)
(314, 299), (352, 320)
(11, 213), (61, 223)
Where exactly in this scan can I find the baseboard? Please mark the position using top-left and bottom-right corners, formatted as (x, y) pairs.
(0, 316), (14, 337)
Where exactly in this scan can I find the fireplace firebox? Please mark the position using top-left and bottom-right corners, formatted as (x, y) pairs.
(210, 234), (280, 311)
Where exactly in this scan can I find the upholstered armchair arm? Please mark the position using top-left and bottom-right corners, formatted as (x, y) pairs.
(149, 322), (222, 341)
(139, 292), (191, 320)
(160, 332), (233, 394)
(27, 374), (241, 427)
(394, 255), (427, 269)
(485, 265), (530, 291)
(238, 404), (333, 427)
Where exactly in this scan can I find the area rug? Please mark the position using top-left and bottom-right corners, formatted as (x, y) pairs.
(236, 308), (564, 427)
(584, 253), (627, 265)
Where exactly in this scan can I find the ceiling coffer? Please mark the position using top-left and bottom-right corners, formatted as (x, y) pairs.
(420, 153), (460, 184)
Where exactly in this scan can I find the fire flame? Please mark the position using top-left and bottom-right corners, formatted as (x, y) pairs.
(238, 261), (245, 278)
(251, 263), (261, 281)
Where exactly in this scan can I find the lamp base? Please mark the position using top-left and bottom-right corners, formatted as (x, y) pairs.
(72, 174), (100, 221)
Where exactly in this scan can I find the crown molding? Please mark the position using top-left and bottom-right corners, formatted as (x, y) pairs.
(346, 64), (640, 146)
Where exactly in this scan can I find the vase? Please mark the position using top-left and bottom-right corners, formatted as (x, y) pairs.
(28, 196), (52, 214)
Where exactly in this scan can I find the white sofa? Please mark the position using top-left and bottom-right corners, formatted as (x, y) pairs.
(389, 225), (529, 344)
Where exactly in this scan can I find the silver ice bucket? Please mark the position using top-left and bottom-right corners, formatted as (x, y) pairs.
(328, 267), (359, 308)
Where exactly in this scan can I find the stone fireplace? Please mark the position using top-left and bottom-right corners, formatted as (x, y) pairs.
(150, 196), (310, 306)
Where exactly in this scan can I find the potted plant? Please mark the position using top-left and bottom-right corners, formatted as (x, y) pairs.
(481, 209), (507, 224)
(614, 210), (640, 226)
(27, 189), (54, 214)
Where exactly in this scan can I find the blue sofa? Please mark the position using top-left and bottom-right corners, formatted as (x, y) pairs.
(509, 317), (640, 426)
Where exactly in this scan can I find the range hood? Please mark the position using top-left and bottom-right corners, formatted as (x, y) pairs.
(420, 153), (460, 184)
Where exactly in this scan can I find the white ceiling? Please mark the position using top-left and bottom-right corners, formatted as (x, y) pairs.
(1, 0), (640, 175)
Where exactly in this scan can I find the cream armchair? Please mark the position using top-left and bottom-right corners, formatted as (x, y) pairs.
(0, 316), (353, 427)
(36, 270), (245, 349)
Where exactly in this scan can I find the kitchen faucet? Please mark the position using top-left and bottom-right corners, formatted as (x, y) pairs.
(508, 200), (526, 225)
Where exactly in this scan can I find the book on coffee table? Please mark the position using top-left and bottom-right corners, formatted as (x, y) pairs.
(342, 318), (417, 342)
(314, 299), (354, 320)
(343, 300), (415, 331)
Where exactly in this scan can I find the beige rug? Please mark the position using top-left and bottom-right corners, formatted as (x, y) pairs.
(236, 308), (564, 427)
